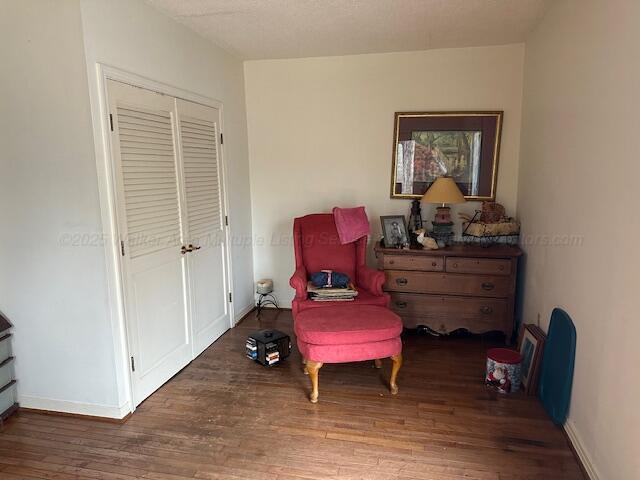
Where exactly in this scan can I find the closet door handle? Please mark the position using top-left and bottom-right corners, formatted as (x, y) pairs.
(395, 278), (408, 286)
(395, 301), (408, 309)
(188, 244), (201, 251)
(481, 282), (495, 291)
(181, 245), (192, 254)
(480, 306), (493, 315)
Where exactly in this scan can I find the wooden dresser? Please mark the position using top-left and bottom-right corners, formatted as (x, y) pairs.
(374, 242), (522, 340)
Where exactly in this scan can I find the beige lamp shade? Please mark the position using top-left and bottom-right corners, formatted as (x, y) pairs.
(421, 176), (466, 205)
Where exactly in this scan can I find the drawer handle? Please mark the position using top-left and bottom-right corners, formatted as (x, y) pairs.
(431, 261), (437, 267)
(453, 262), (459, 268)
(395, 301), (408, 309)
(395, 278), (408, 286)
(480, 306), (493, 314)
(389, 260), (394, 265)
(481, 282), (495, 291)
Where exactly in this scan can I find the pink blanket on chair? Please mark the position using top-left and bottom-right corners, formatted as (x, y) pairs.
(332, 206), (370, 244)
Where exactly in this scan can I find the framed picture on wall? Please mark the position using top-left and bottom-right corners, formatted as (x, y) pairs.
(391, 111), (503, 200)
(518, 324), (546, 395)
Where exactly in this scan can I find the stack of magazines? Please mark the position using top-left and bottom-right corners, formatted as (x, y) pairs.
(307, 282), (359, 302)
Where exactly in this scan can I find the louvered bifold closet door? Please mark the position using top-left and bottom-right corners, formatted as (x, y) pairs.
(107, 80), (192, 406)
(118, 105), (181, 258)
(181, 115), (222, 240)
(177, 98), (230, 356)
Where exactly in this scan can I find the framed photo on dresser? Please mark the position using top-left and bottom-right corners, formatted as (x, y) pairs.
(380, 215), (409, 249)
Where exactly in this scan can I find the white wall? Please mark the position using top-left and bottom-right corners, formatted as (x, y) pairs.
(0, 0), (254, 417)
(244, 45), (524, 307)
(519, 1), (640, 478)
(0, 0), (124, 416)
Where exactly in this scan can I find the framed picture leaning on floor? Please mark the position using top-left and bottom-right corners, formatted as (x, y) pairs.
(518, 323), (546, 395)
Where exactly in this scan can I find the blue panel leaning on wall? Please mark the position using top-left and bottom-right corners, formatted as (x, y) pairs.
(539, 308), (577, 425)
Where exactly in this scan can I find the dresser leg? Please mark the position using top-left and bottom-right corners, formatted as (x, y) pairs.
(390, 354), (402, 395)
(305, 360), (322, 403)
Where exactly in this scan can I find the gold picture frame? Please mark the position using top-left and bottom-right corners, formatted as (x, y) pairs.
(390, 111), (503, 200)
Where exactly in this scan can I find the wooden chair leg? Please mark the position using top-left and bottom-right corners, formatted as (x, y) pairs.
(389, 354), (402, 395)
(374, 359), (382, 369)
(305, 360), (323, 403)
(302, 357), (308, 375)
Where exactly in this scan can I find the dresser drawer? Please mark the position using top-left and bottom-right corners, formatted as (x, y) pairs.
(390, 293), (509, 333)
(383, 255), (444, 271)
(384, 270), (513, 297)
(446, 257), (511, 275)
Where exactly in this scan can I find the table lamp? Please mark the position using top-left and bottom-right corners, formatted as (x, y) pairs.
(422, 176), (466, 246)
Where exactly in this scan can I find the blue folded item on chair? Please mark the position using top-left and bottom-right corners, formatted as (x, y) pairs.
(310, 270), (350, 288)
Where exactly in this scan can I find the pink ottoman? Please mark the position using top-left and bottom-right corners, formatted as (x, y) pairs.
(294, 305), (403, 403)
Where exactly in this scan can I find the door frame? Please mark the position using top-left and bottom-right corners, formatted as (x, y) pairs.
(91, 64), (236, 414)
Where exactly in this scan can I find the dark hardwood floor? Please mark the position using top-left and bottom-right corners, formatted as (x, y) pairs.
(0, 309), (584, 479)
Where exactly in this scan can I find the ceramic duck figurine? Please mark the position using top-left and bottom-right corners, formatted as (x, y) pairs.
(415, 229), (439, 250)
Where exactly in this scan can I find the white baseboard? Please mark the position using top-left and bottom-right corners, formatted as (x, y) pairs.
(234, 303), (255, 324)
(565, 420), (601, 480)
(19, 394), (131, 419)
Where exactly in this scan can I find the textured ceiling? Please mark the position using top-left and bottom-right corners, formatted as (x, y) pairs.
(146, 0), (550, 60)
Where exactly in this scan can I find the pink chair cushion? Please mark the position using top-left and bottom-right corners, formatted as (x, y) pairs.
(295, 305), (402, 346)
(293, 289), (388, 314)
(298, 337), (402, 364)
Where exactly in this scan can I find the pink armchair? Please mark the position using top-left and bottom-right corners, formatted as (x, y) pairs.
(289, 214), (389, 316)
(289, 213), (402, 403)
